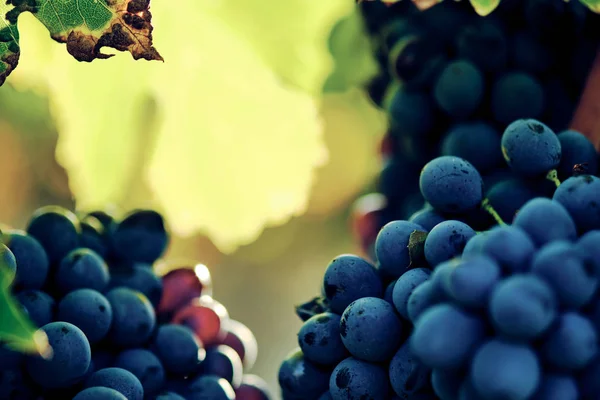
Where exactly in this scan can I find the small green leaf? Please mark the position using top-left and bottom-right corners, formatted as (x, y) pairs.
(0, 260), (51, 357)
(469, 0), (501, 16)
(0, 2), (20, 86)
(408, 230), (429, 270)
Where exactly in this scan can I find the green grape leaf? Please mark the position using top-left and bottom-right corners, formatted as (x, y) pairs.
(0, 2), (20, 86)
(0, 260), (50, 357)
(0, 0), (161, 86)
(8, 0), (356, 253)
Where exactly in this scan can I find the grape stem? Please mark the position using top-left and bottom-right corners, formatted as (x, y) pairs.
(481, 199), (506, 226)
(571, 46), (600, 150)
(545, 169), (561, 188)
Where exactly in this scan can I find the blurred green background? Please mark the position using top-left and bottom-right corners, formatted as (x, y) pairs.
(0, 2), (387, 392)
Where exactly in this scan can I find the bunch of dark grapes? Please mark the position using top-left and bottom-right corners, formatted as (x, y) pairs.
(278, 117), (600, 399)
(352, 0), (600, 257)
(0, 207), (271, 400)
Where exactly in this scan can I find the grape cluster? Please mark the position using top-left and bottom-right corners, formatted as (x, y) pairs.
(352, 0), (600, 256)
(279, 118), (600, 399)
(0, 207), (271, 400)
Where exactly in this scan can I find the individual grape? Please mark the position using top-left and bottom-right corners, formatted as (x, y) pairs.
(151, 324), (203, 376)
(109, 264), (163, 307)
(389, 342), (431, 397)
(486, 179), (539, 223)
(444, 255), (500, 309)
(388, 33), (446, 88)
(577, 230), (600, 275)
(199, 345), (243, 388)
(406, 280), (442, 323)
(86, 210), (116, 231)
(392, 268), (431, 320)
(235, 375), (272, 400)
(1, 230), (48, 290)
(0, 243), (16, 287)
(155, 391), (186, 400)
(26, 205), (81, 263)
(513, 198), (577, 246)
(158, 265), (212, 319)
(375, 220), (426, 278)
(55, 248), (110, 295)
(329, 357), (389, 400)
(171, 296), (225, 345)
(188, 375), (235, 400)
(461, 232), (488, 257)
(433, 60), (484, 118)
(322, 255), (383, 314)
(440, 122), (503, 173)
(489, 275), (557, 339)
(111, 209), (168, 264)
(298, 312), (347, 366)
(80, 215), (109, 260)
(553, 175), (600, 233)
(388, 88), (435, 137)
(532, 374), (578, 400)
(411, 303), (486, 369)
(424, 220), (476, 266)
(85, 367), (144, 400)
(419, 156), (483, 213)
(474, 225), (536, 274)
(540, 312), (597, 370)
(556, 130), (598, 179)
(501, 119), (561, 177)
(456, 20), (507, 73)
(73, 387), (128, 400)
(383, 279), (396, 306)
(57, 289), (113, 344)
(470, 340), (540, 400)
(531, 241), (598, 308)
(26, 321), (91, 388)
(318, 392), (333, 400)
(114, 349), (165, 397)
(105, 287), (156, 348)
(378, 158), (421, 204)
(15, 289), (55, 327)
(431, 368), (463, 400)
(408, 208), (446, 231)
(340, 297), (403, 363)
(491, 73), (545, 124)
(216, 319), (258, 369)
(278, 349), (330, 399)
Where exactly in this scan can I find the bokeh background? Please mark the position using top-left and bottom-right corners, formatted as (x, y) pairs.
(0, 2), (388, 393)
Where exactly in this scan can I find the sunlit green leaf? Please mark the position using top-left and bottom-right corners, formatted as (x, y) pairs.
(0, 0), (161, 85)
(0, 259), (50, 357)
(469, 0), (501, 16)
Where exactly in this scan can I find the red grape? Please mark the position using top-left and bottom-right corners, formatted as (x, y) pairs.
(172, 295), (226, 345)
(351, 193), (387, 254)
(380, 133), (395, 159)
(158, 264), (212, 317)
(217, 319), (258, 369)
(235, 375), (272, 400)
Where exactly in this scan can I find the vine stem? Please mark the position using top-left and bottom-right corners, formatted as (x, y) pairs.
(571, 46), (600, 150)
